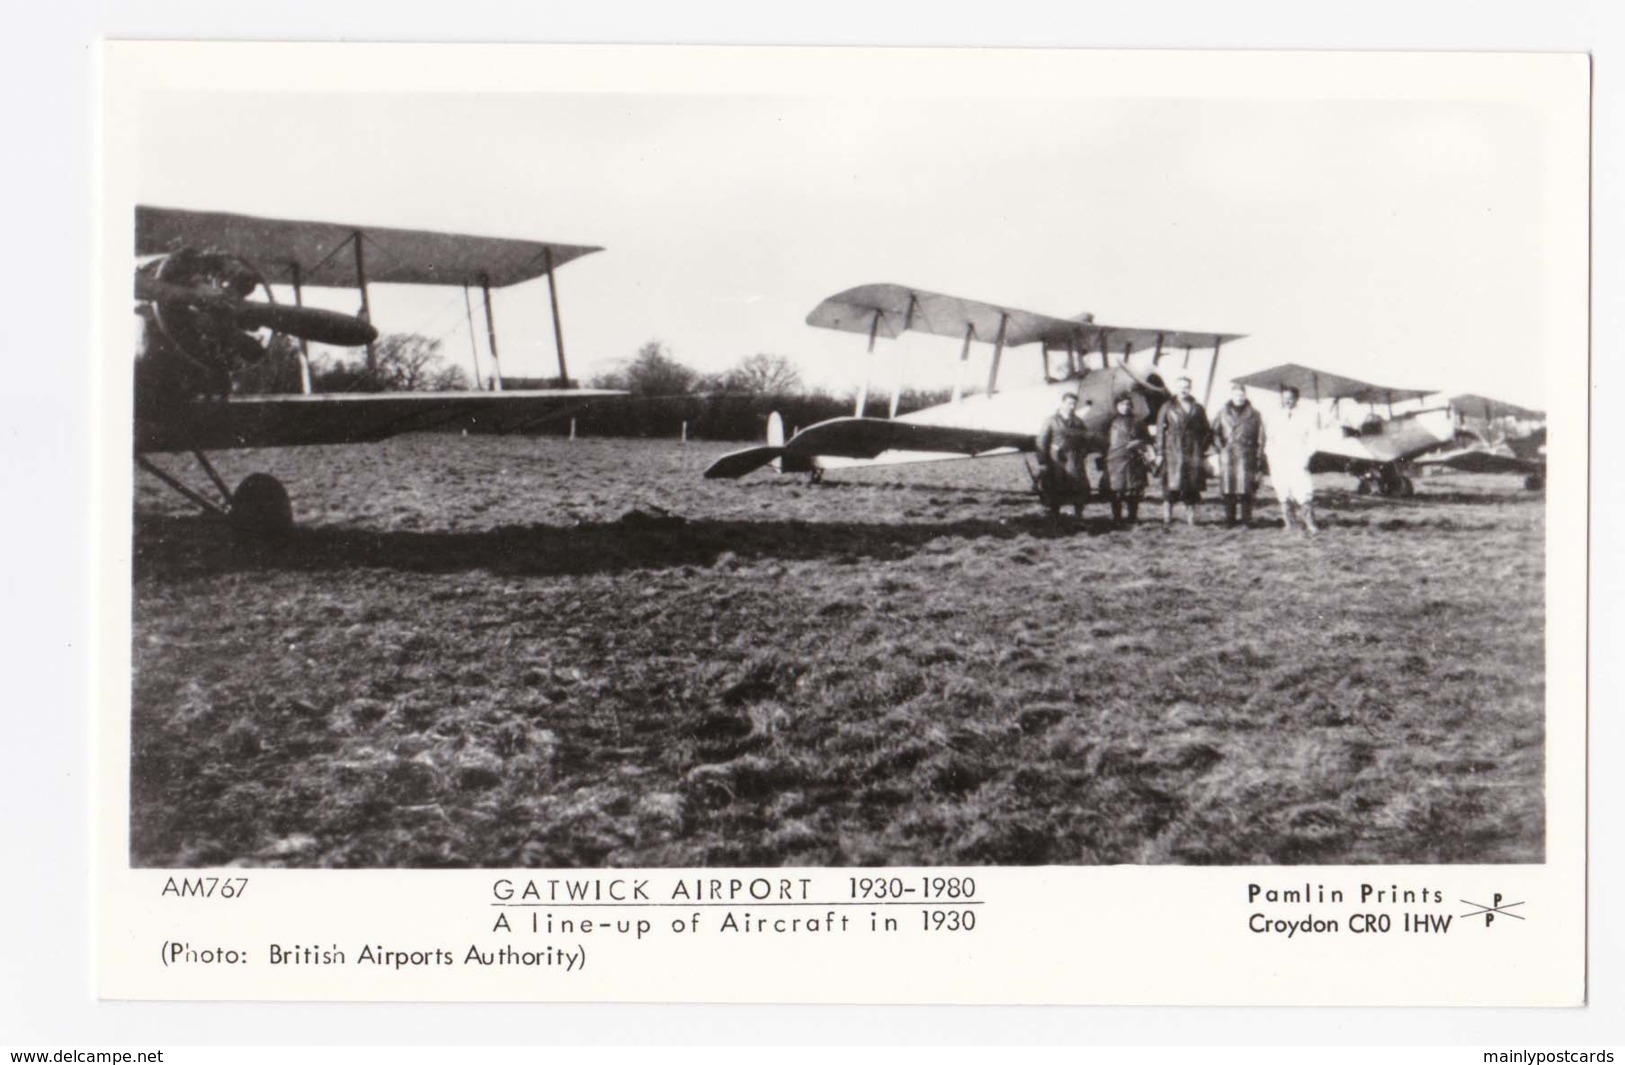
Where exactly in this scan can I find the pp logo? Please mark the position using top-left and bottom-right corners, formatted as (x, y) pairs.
(1460, 893), (1525, 927)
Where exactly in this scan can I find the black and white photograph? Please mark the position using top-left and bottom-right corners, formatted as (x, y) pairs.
(115, 48), (1577, 880)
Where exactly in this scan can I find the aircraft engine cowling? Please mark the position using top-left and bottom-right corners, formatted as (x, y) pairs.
(134, 247), (377, 408)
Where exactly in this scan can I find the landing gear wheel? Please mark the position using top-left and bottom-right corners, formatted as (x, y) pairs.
(1398, 476), (1415, 497)
(1524, 473), (1545, 491)
(808, 468), (825, 485)
(1355, 479), (1372, 496)
(229, 473), (293, 542)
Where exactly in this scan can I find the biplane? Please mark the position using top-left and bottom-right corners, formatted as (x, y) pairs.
(1413, 393), (1547, 490)
(704, 283), (1243, 483)
(1228, 362), (1459, 497)
(132, 206), (622, 537)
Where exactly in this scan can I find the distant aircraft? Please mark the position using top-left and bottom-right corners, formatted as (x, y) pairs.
(704, 283), (1243, 485)
(132, 206), (622, 537)
(1413, 393), (1547, 490)
(1228, 362), (1460, 497)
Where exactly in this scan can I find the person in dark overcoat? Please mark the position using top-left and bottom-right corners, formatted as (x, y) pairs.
(1036, 391), (1091, 519)
(1155, 375), (1212, 525)
(1212, 382), (1267, 526)
(1104, 394), (1151, 524)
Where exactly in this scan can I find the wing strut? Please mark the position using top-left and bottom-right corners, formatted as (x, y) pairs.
(544, 247), (570, 386)
(890, 295), (917, 418)
(352, 231), (376, 371)
(1152, 332), (1164, 366)
(985, 312), (1009, 396)
(289, 261), (313, 394)
(480, 273), (505, 392)
(855, 309), (881, 416)
(461, 284), (486, 390)
(951, 322), (975, 404)
(1203, 336), (1224, 408)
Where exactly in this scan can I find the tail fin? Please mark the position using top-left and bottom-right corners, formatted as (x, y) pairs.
(767, 411), (786, 448)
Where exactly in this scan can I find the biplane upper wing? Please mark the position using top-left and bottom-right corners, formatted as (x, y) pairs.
(1232, 362), (1431, 405)
(703, 416), (1033, 479)
(1014, 319), (1244, 353)
(805, 284), (1244, 354)
(805, 284), (1059, 345)
(1448, 393), (1546, 422)
(135, 390), (622, 454)
(136, 206), (603, 288)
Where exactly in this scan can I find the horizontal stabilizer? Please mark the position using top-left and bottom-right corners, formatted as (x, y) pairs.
(704, 446), (787, 480)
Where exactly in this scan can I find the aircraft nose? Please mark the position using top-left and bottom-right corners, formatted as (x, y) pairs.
(1118, 362), (1168, 395)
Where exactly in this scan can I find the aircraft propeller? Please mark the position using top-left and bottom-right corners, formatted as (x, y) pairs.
(135, 260), (378, 350)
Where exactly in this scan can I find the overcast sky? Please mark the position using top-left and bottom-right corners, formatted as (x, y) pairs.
(132, 69), (1560, 406)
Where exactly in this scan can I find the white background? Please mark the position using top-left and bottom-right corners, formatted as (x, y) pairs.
(2, 0), (1620, 1047)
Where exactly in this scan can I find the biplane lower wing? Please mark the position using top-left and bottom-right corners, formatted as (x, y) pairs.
(1414, 447), (1541, 475)
(135, 389), (623, 454)
(785, 417), (1034, 459)
(704, 416), (1033, 479)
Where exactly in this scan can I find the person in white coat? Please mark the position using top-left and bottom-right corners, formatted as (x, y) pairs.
(1265, 386), (1320, 534)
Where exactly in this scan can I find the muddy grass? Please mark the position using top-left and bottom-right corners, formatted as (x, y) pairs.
(130, 435), (1545, 867)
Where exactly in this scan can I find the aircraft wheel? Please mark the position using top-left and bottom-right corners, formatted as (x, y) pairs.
(1355, 479), (1372, 496)
(1399, 476), (1415, 497)
(809, 468), (825, 485)
(1524, 474), (1545, 491)
(230, 473), (293, 541)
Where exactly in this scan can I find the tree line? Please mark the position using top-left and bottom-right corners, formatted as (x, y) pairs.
(233, 333), (470, 395)
(574, 341), (951, 441)
(236, 334), (951, 442)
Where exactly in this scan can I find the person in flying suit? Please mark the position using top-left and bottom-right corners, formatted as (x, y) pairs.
(1156, 375), (1212, 526)
(1036, 391), (1091, 520)
(1212, 382), (1267, 527)
(1104, 394), (1151, 525)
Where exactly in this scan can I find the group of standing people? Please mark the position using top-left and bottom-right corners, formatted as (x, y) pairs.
(1035, 376), (1322, 533)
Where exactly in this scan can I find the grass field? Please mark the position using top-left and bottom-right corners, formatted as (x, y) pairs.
(130, 434), (1545, 867)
